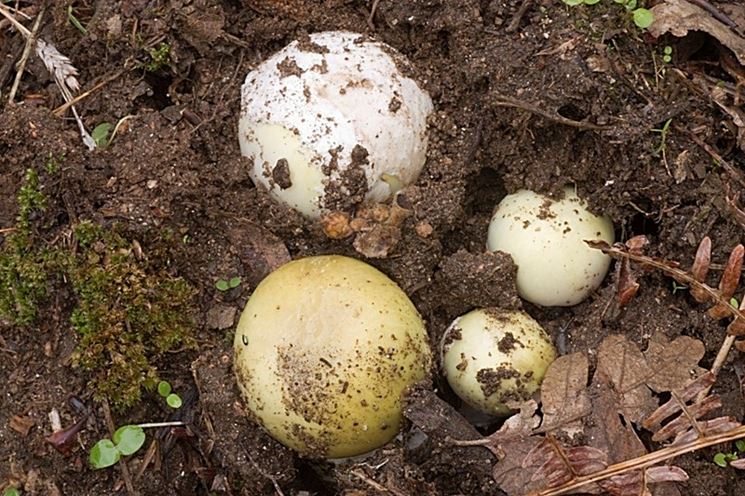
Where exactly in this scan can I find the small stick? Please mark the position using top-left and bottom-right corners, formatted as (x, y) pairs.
(367, 0), (381, 31)
(52, 69), (126, 117)
(529, 424), (745, 496)
(7, 3), (45, 103)
(102, 400), (136, 496)
(350, 469), (407, 496)
(506, 0), (532, 33)
(674, 124), (745, 189)
(493, 93), (612, 131)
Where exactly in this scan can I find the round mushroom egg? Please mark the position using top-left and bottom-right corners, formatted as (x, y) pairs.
(486, 187), (615, 307)
(440, 308), (557, 417)
(239, 31), (434, 219)
(233, 255), (432, 459)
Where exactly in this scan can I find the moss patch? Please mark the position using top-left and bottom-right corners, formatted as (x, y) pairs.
(0, 170), (196, 411)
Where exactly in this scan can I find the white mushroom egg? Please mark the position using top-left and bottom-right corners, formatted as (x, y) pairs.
(486, 188), (614, 307)
(233, 255), (432, 459)
(239, 31), (434, 219)
(440, 308), (557, 417)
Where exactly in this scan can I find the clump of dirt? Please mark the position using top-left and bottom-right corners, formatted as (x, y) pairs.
(2, 0), (745, 495)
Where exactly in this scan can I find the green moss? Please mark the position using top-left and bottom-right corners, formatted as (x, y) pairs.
(143, 43), (172, 72)
(0, 172), (196, 411)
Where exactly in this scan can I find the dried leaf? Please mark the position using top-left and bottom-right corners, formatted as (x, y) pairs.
(9, 415), (35, 436)
(643, 372), (716, 430)
(651, 395), (722, 442)
(708, 244), (744, 319)
(649, 0), (745, 66)
(618, 257), (640, 307)
(228, 222), (290, 288)
(540, 352), (592, 434)
(643, 334), (706, 393)
(596, 335), (657, 423)
(689, 237), (711, 302)
(671, 417), (742, 445)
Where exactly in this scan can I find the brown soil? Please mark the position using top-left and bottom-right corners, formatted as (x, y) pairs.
(2, 1), (745, 495)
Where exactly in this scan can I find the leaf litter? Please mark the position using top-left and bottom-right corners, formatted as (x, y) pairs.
(440, 332), (739, 495)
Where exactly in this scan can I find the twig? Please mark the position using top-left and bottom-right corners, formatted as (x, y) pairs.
(245, 450), (285, 496)
(350, 469), (407, 496)
(674, 124), (745, 189)
(102, 400), (136, 496)
(587, 241), (745, 325)
(367, 0), (381, 31)
(492, 93), (612, 131)
(52, 68), (126, 117)
(506, 0), (532, 33)
(7, 3), (45, 103)
(528, 424), (745, 496)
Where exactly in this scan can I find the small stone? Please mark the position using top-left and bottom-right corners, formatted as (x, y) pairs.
(206, 305), (237, 330)
(321, 211), (353, 239)
(415, 221), (433, 238)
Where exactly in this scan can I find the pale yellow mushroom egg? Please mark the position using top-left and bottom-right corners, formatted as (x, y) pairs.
(233, 255), (432, 458)
(487, 188), (615, 307)
(440, 308), (557, 417)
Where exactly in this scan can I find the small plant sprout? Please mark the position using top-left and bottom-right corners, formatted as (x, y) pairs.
(234, 255), (431, 458)
(3, 487), (20, 496)
(671, 280), (687, 295)
(239, 31), (433, 219)
(562, 0), (654, 29)
(89, 421), (185, 469)
(215, 276), (241, 292)
(67, 6), (87, 36)
(713, 440), (745, 468)
(663, 45), (673, 64)
(440, 308), (557, 417)
(157, 380), (182, 409)
(487, 187), (615, 306)
(91, 122), (112, 148)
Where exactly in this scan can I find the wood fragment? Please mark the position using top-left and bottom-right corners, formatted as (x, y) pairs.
(7, 3), (45, 103)
(690, 237), (711, 302)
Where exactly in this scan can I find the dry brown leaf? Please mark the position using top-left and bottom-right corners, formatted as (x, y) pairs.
(596, 335), (657, 423)
(228, 222), (291, 288)
(643, 334), (706, 393)
(540, 352), (592, 435)
(650, 0), (745, 65)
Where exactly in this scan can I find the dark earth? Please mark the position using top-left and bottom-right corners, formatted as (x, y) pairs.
(2, 0), (745, 494)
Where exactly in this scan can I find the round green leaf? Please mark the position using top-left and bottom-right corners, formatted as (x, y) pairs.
(3, 487), (21, 496)
(625, 0), (637, 11)
(157, 380), (172, 397)
(562, 0), (584, 5)
(166, 393), (183, 409)
(90, 439), (120, 469)
(633, 8), (654, 29)
(714, 452), (728, 467)
(663, 46), (673, 55)
(736, 440), (745, 452)
(583, 0), (601, 4)
(113, 425), (146, 456)
(215, 279), (229, 291)
(229, 276), (242, 288)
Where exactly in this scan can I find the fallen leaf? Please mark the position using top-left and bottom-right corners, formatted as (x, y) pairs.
(596, 335), (657, 423)
(539, 352), (591, 435)
(9, 415), (35, 436)
(644, 334), (706, 392)
(649, 0), (745, 65)
(228, 222), (290, 288)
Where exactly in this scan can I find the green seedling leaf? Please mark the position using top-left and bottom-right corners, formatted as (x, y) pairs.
(90, 439), (120, 469)
(215, 279), (229, 292)
(3, 487), (20, 496)
(67, 6), (88, 35)
(625, 0), (637, 10)
(664, 46), (673, 55)
(229, 276), (241, 288)
(583, 0), (601, 4)
(113, 425), (145, 456)
(731, 297), (739, 308)
(714, 452), (728, 467)
(736, 440), (745, 452)
(633, 8), (654, 28)
(562, 0), (584, 5)
(166, 393), (183, 409)
(92, 122), (113, 148)
(157, 380), (172, 397)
